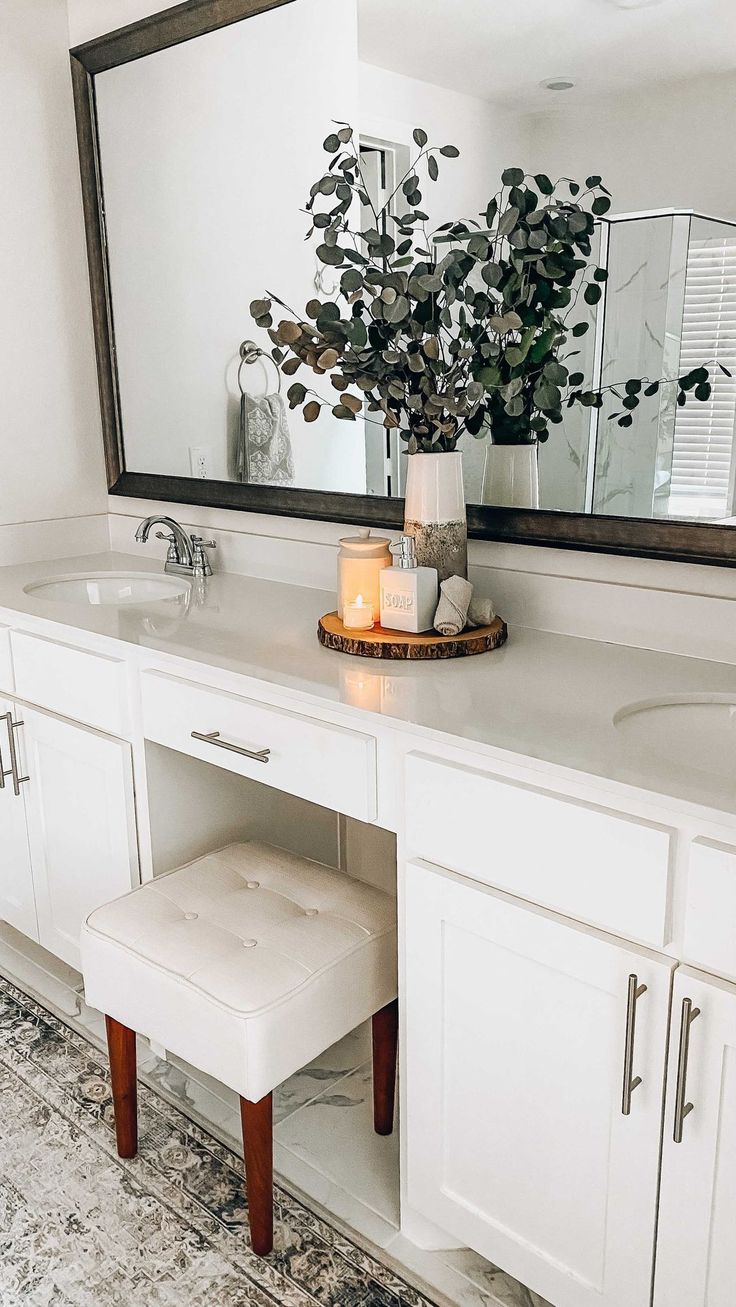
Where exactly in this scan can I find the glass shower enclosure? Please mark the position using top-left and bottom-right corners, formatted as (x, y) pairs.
(539, 210), (736, 523)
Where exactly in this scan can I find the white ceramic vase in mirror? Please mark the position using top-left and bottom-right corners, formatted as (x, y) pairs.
(482, 445), (540, 510)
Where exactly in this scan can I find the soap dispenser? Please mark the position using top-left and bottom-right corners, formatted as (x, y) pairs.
(379, 535), (439, 633)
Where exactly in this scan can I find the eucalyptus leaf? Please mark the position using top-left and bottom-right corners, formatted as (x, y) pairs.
(316, 243), (344, 266)
(498, 206), (520, 237)
(592, 196), (612, 216)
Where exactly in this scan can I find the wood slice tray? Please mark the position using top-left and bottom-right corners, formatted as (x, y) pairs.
(317, 611), (508, 660)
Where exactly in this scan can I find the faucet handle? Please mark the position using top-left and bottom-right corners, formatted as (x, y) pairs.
(191, 535), (216, 579)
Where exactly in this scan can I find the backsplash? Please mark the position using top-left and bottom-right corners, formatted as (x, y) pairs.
(108, 497), (736, 664)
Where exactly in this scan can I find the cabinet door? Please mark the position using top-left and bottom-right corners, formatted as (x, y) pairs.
(404, 859), (674, 1307)
(0, 699), (38, 941)
(21, 707), (139, 969)
(654, 967), (736, 1307)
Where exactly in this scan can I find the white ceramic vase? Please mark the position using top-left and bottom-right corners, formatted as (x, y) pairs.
(403, 450), (467, 582)
(482, 442), (539, 509)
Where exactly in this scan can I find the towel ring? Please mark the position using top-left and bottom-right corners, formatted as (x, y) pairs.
(237, 339), (282, 396)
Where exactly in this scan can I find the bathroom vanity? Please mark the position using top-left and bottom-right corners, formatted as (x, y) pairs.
(0, 550), (734, 1307)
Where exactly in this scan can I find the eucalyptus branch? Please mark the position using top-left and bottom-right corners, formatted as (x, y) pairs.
(250, 129), (718, 451)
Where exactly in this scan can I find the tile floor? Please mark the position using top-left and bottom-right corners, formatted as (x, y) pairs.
(0, 923), (550, 1307)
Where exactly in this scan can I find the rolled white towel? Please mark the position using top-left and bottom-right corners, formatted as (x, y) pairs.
(434, 575), (473, 636)
(467, 596), (495, 628)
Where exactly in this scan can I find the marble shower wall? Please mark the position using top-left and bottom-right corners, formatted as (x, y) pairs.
(592, 215), (686, 517)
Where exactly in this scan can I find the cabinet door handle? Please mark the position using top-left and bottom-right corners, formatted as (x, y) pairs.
(621, 973), (647, 1116)
(191, 730), (270, 764)
(1, 712), (30, 797)
(673, 997), (700, 1143)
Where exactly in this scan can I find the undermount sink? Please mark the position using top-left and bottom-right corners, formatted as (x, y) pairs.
(24, 572), (191, 607)
(614, 694), (736, 773)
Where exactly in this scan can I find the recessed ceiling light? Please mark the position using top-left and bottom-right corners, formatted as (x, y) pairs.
(540, 77), (575, 92)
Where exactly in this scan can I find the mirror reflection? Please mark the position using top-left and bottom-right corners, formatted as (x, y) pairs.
(95, 0), (736, 524)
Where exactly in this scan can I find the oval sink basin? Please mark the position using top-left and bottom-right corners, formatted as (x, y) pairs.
(25, 572), (191, 607)
(614, 694), (736, 773)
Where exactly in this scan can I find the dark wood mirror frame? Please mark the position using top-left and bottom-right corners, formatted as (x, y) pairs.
(70, 0), (735, 568)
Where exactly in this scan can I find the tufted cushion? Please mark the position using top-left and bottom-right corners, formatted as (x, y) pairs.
(81, 842), (397, 1101)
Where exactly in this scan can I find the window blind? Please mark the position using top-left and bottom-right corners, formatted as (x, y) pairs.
(671, 236), (736, 511)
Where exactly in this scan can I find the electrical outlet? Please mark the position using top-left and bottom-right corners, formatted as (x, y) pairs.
(189, 445), (211, 478)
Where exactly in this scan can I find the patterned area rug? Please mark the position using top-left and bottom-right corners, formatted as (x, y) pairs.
(0, 974), (437, 1307)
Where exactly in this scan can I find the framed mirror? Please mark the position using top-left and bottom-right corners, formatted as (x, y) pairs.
(70, 0), (736, 564)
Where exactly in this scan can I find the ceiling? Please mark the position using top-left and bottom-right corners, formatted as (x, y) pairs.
(357, 0), (736, 106)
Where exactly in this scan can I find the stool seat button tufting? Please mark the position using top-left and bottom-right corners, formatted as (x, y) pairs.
(305, 908), (318, 917)
(246, 881), (260, 889)
(243, 938), (257, 948)
(184, 912), (198, 921)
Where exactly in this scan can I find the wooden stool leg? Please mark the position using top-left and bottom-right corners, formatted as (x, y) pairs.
(105, 1015), (138, 1158)
(372, 998), (399, 1136)
(240, 1092), (273, 1255)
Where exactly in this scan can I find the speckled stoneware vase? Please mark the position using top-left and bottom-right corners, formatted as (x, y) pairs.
(403, 450), (467, 583)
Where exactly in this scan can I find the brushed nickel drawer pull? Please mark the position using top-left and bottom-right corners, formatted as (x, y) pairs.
(2, 712), (30, 797)
(191, 730), (271, 764)
(621, 973), (647, 1115)
(673, 997), (700, 1143)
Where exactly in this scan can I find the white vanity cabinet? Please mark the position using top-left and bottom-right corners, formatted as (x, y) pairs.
(0, 638), (139, 969)
(655, 966), (736, 1307)
(19, 707), (138, 968)
(0, 698), (38, 941)
(404, 858), (674, 1307)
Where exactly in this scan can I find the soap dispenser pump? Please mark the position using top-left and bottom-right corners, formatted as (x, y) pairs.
(379, 535), (439, 633)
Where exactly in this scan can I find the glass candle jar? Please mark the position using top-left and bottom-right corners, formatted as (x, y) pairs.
(337, 529), (391, 619)
(343, 595), (374, 631)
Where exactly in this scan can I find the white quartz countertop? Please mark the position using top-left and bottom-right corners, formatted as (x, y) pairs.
(1, 551), (735, 819)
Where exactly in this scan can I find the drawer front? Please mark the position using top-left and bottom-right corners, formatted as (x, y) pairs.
(10, 630), (129, 736)
(0, 626), (13, 693)
(684, 839), (736, 980)
(141, 670), (377, 822)
(405, 752), (673, 945)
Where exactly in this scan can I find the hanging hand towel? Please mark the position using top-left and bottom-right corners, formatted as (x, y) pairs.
(238, 393), (295, 485)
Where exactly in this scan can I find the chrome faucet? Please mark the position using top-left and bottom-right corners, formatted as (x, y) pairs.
(135, 515), (216, 578)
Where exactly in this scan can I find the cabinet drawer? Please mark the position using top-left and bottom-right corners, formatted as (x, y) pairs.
(141, 670), (377, 822)
(0, 626), (13, 693)
(10, 630), (129, 736)
(684, 839), (736, 980)
(405, 753), (673, 945)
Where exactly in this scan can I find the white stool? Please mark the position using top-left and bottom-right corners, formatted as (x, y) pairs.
(81, 841), (398, 1255)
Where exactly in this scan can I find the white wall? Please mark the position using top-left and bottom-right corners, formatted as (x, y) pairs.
(359, 62), (530, 227)
(0, 0), (108, 562)
(526, 73), (736, 222)
(67, 0), (166, 44)
(95, 0), (364, 493)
